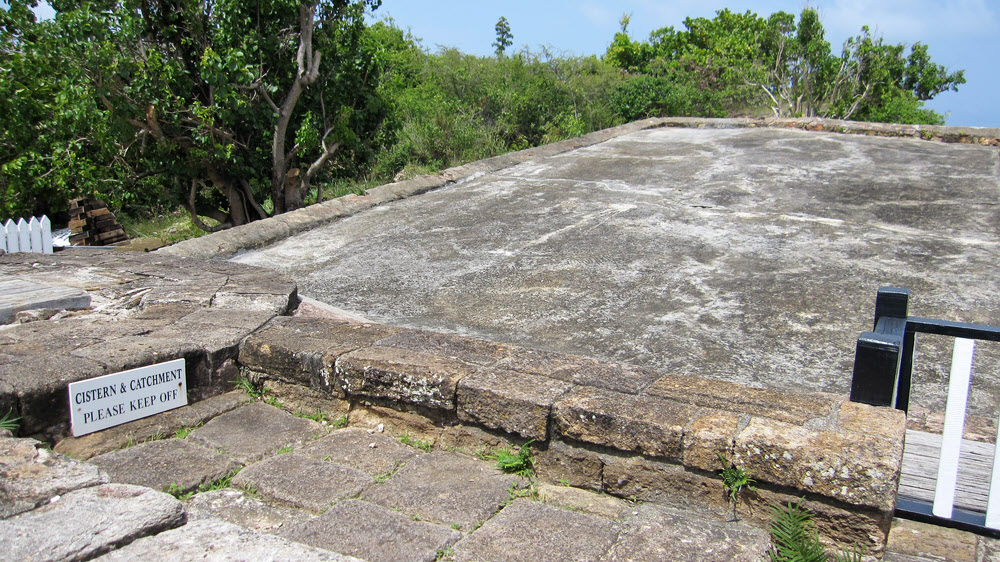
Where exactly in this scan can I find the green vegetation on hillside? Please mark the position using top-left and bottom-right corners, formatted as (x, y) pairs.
(0, 2), (964, 233)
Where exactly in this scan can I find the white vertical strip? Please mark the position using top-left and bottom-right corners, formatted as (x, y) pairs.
(16, 218), (29, 252)
(0, 221), (6, 253)
(933, 338), (975, 518)
(28, 217), (41, 253)
(5, 219), (20, 252)
(40, 216), (52, 253)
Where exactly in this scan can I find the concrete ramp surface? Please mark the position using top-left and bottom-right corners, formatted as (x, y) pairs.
(233, 126), (1000, 416)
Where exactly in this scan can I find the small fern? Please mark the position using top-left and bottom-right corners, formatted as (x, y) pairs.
(768, 502), (862, 562)
(0, 408), (20, 433)
(492, 439), (535, 477)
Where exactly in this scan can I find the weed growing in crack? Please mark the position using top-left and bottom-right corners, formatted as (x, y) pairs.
(374, 461), (404, 484)
(490, 439), (535, 478)
(399, 433), (433, 452)
(331, 415), (349, 429)
(719, 452), (756, 522)
(276, 446), (294, 454)
(164, 468), (242, 501)
(173, 422), (202, 439)
(231, 371), (265, 399)
(0, 408), (21, 433)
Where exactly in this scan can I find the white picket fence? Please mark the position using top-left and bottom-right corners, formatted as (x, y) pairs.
(1, 216), (53, 254)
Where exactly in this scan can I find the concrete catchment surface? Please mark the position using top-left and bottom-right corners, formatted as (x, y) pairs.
(230, 121), (1000, 420)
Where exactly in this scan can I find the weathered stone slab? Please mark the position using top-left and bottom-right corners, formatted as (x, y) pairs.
(837, 399), (907, 442)
(645, 374), (838, 426)
(186, 488), (313, 532)
(733, 417), (902, 511)
(457, 367), (572, 440)
(534, 439), (604, 492)
(88, 438), (240, 494)
(53, 391), (250, 461)
(683, 411), (742, 472)
(336, 346), (475, 409)
(498, 349), (660, 394)
(232, 453), (372, 512)
(552, 386), (698, 460)
(0, 437), (107, 518)
(239, 316), (401, 393)
(102, 517), (360, 561)
(296, 427), (419, 477)
(188, 402), (324, 463)
(374, 329), (516, 367)
(883, 518), (978, 562)
(0, 483), (184, 561)
(363, 451), (522, 529)
(452, 499), (620, 562)
(0, 351), (108, 436)
(0, 278), (90, 325)
(261, 379), (351, 420)
(537, 483), (630, 519)
(281, 499), (461, 562)
(605, 503), (770, 561)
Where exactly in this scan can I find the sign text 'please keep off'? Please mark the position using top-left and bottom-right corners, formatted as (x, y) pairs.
(68, 358), (187, 437)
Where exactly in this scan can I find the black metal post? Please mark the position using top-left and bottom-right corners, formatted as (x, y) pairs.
(850, 287), (910, 408)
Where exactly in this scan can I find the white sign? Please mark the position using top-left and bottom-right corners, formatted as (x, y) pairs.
(68, 358), (187, 437)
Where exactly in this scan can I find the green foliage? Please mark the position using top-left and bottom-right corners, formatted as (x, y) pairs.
(768, 502), (862, 562)
(604, 7), (963, 124)
(172, 423), (202, 439)
(165, 468), (241, 501)
(331, 415), (349, 429)
(399, 433), (433, 451)
(0, 408), (21, 433)
(719, 453), (756, 503)
(490, 439), (535, 477)
(231, 372), (265, 399)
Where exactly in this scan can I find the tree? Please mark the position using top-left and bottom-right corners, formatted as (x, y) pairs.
(603, 8), (965, 125)
(492, 16), (512, 57)
(1, 0), (386, 228)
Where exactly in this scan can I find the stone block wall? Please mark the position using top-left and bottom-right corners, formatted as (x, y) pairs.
(238, 315), (906, 552)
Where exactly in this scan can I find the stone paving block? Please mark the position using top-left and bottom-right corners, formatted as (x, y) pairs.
(837, 399), (907, 442)
(239, 316), (401, 392)
(282, 499), (461, 562)
(457, 367), (572, 440)
(645, 374), (838, 426)
(102, 517), (360, 561)
(261, 379), (351, 421)
(188, 402), (324, 463)
(296, 427), (419, 477)
(0, 437), (108, 518)
(232, 453), (372, 512)
(498, 348), (660, 394)
(88, 438), (241, 494)
(363, 451), (523, 529)
(336, 346), (475, 409)
(374, 329), (516, 366)
(0, 483), (184, 561)
(552, 386), (698, 460)
(734, 416), (902, 511)
(451, 499), (620, 562)
(683, 411), (741, 472)
(883, 518), (977, 562)
(605, 503), (770, 561)
(533, 439), (604, 492)
(537, 483), (630, 519)
(186, 488), (313, 532)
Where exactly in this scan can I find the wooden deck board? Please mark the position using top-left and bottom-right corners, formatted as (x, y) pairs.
(898, 429), (996, 513)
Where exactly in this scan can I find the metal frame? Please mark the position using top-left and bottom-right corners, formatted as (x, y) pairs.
(850, 287), (1000, 535)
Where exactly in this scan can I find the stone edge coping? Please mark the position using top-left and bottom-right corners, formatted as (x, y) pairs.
(158, 116), (1000, 261)
(237, 315), (907, 515)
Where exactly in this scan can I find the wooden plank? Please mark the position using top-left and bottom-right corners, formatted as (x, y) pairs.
(899, 429), (995, 514)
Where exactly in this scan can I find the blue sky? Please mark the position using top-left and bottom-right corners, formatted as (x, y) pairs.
(371, 0), (998, 128)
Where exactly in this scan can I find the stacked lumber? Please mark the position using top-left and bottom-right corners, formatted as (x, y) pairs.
(67, 198), (128, 246)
